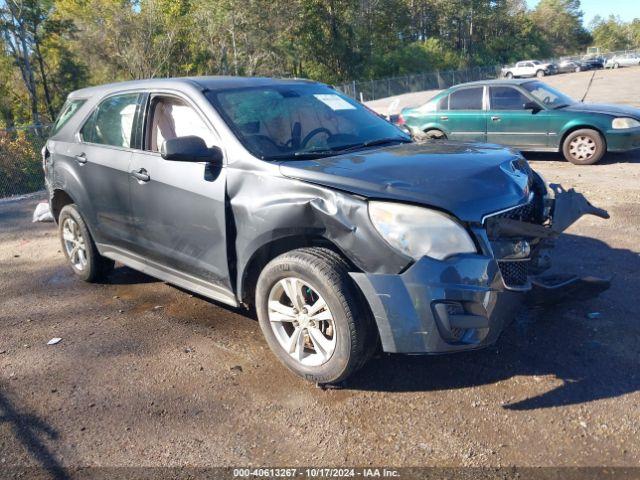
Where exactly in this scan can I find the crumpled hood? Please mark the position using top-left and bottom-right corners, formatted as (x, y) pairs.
(564, 102), (640, 119)
(279, 142), (532, 223)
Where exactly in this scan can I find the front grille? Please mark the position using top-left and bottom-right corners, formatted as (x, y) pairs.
(497, 260), (529, 288)
(491, 201), (536, 223)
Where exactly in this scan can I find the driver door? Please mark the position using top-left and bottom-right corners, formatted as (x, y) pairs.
(128, 92), (233, 294)
(486, 86), (549, 150)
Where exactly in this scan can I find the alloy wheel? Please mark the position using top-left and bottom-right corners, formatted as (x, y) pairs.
(267, 277), (337, 367)
(62, 217), (88, 271)
(569, 135), (597, 162)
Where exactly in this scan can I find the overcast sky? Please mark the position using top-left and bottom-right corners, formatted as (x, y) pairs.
(527, 0), (639, 27)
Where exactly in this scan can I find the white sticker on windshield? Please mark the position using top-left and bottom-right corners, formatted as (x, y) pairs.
(314, 94), (356, 111)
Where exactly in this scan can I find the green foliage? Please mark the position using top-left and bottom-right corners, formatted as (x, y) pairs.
(0, 131), (44, 197)
(591, 15), (639, 51)
(1, 0), (637, 133)
(530, 0), (592, 55)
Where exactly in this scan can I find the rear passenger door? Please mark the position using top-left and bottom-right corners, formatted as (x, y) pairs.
(486, 86), (549, 149)
(69, 92), (143, 249)
(443, 86), (486, 143)
(128, 92), (233, 295)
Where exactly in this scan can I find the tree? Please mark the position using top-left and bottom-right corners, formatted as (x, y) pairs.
(530, 0), (591, 56)
(1, 0), (43, 126)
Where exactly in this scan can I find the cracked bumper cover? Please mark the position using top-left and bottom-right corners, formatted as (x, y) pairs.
(350, 254), (521, 354)
(350, 184), (611, 354)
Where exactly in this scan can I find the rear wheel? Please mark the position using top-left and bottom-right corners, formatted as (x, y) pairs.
(59, 205), (114, 282)
(255, 248), (374, 384)
(562, 129), (606, 165)
(505, 72), (514, 79)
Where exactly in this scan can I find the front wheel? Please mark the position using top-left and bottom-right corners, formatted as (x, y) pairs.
(255, 248), (375, 384)
(536, 69), (546, 78)
(562, 129), (606, 165)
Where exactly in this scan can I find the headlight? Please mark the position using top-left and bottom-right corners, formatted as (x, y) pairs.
(612, 117), (640, 129)
(368, 201), (477, 260)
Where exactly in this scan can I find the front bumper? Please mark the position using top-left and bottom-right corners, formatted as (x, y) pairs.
(351, 183), (610, 355)
(350, 253), (521, 354)
(605, 127), (640, 152)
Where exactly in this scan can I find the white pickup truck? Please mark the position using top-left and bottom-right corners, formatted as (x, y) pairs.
(502, 60), (557, 78)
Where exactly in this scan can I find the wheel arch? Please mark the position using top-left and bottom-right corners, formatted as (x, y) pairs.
(559, 124), (607, 152)
(238, 234), (357, 308)
(50, 189), (77, 223)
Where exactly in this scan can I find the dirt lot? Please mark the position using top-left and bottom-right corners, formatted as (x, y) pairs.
(2, 72), (640, 475)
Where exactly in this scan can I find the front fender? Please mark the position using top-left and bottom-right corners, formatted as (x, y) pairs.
(225, 159), (411, 299)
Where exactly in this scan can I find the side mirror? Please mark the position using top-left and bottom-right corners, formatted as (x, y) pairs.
(524, 101), (541, 113)
(161, 136), (223, 163)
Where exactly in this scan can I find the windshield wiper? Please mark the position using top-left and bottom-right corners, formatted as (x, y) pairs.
(264, 137), (412, 161)
(335, 137), (413, 153)
(265, 149), (339, 161)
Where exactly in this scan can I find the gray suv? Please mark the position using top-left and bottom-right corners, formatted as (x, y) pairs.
(44, 77), (609, 384)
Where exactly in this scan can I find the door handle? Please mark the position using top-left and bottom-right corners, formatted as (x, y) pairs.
(440, 116), (449, 121)
(130, 168), (150, 182)
(75, 154), (87, 164)
(491, 116), (501, 122)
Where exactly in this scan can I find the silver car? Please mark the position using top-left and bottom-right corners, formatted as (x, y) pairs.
(606, 53), (640, 69)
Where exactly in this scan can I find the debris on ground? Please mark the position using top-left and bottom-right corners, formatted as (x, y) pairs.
(230, 365), (243, 373)
(32, 202), (54, 223)
(47, 337), (62, 345)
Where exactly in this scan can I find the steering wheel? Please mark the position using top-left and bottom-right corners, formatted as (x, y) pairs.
(301, 128), (333, 149)
(542, 96), (552, 105)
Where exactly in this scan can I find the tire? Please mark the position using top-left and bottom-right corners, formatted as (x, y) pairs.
(562, 129), (606, 165)
(614, 63), (620, 69)
(536, 69), (546, 78)
(505, 72), (513, 79)
(59, 204), (114, 282)
(575, 67), (581, 73)
(255, 247), (375, 384)
(423, 129), (446, 140)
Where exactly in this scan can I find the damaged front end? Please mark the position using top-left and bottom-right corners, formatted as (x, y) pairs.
(351, 174), (611, 354)
(484, 178), (611, 303)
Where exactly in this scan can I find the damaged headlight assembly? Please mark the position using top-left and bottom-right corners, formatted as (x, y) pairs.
(368, 201), (477, 261)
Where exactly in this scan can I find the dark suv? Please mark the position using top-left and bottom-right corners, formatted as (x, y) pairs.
(44, 77), (609, 384)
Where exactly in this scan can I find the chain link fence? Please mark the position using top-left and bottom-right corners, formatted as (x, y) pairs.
(0, 125), (50, 199)
(336, 65), (502, 102)
(336, 48), (640, 102)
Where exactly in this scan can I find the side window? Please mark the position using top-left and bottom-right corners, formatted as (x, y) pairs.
(51, 100), (85, 136)
(490, 87), (530, 110)
(516, 62), (523, 68)
(146, 96), (217, 153)
(81, 94), (139, 148)
(449, 87), (483, 111)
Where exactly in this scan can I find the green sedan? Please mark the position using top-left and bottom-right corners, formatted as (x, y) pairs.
(399, 79), (640, 165)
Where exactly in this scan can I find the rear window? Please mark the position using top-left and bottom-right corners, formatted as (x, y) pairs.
(449, 87), (483, 111)
(50, 100), (85, 136)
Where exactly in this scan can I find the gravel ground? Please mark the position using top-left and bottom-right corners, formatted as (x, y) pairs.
(2, 74), (640, 475)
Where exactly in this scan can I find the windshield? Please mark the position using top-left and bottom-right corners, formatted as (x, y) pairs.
(522, 81), (575, 108)
(207, 84), (410, 160)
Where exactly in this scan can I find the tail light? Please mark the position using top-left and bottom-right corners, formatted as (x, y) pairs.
(396, 113), (405, 126)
